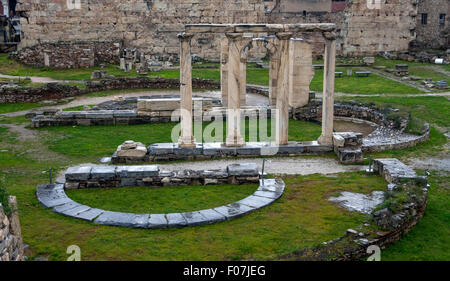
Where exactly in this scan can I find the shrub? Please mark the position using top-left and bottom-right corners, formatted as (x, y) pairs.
(0, 175), (11, 215)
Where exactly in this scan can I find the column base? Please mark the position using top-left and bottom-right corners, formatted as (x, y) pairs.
(178, 136), (196, 148)
(224, 135), (245, 147)
(318, 134), (333, 145)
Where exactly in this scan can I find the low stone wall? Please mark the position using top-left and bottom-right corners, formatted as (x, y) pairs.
(362, 124), (431, 153)
(0, 77), (221, 105)
(293, 100), (410, 131)
(281, 158), (428, 261)
(36, 163), (285, 229)
(14, 41), (122, 69)
(64, 163), (260, 190)
(113, 142), (333, 164)
(0, 197), (25, 261)
(0, 83), (83, 104)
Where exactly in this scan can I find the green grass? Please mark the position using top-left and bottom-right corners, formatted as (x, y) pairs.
(152, 66), (422, 94)
(39, 120), (322, 159)
(0, 53), (424, 95)
(373, 56), (450, 84)
(0, 103), (43, 114)
(4, 169), (386, 261)
(0, 54), (149, 81)
(66, 184), (258, 214)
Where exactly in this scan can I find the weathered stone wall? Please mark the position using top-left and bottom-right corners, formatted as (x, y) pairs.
(0, 197), (24, 261)
(13, 41), (122, 68)
(15, 0), (421, 67)
(414, 0), (450, 49)
(64, 164), (260, 189)
(340, 0), (418, 56)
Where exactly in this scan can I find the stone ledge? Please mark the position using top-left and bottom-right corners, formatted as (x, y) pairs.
(36, 177), (285, 229)
(111, 141), (333, 164)
(64, 163), (260, 189)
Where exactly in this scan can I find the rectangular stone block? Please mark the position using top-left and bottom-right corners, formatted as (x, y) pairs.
(227, 163), (259, 176)
(116, 165), (159, 178)
(65, 166), (92, 181)
(91, 166), (116, 180)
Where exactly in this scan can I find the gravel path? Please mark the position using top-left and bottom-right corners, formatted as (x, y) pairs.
(0, 73), (83, 84)
(157, 157), (366, 175)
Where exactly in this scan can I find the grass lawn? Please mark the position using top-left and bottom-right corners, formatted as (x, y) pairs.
(373, 56), (450, 84)
(1, 53), (423, 95)
(151, 67), (422, 94)
(381, 172), (450, 261)
(67, 184), (258, 214)
(39, 120), (322, 160)
(0, 102), (43, 114)
(4, 168), (386, 261)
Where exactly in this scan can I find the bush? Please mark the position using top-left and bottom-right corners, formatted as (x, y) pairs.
(0, 175), (11, 215)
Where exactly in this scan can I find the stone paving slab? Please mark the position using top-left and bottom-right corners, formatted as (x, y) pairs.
(94, 211), (149, 228)
(182, 211), (208, 226)
(213, 203), (256, 220)
(237, 195), (275, 210)
(36, 176), (286, 229)
(75, 208), (105, 221)
(148, 214), (168, 229)
(166, 213), (188, 228)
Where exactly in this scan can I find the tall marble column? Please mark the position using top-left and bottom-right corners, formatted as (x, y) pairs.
(318, 32), (337, 145)
(275, 32), (293, 146)
(220, 37), (229, 107)
(178, 33), (196, 148)
(240, 56), (247, 106)
(225, 33), (245, 147)
(269, 56), (280, 107)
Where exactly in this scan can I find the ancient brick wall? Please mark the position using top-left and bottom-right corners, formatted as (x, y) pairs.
(15, 0), (421, 67)
(415, 0), (449, 49)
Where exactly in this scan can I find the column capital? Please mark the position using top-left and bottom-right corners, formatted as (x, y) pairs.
(275, 32), (293, 40)
(322, 31), (337, 41)
(178, 32), (194, 41)
(225, 33), (244, 40)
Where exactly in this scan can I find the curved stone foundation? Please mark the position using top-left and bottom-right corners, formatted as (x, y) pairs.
(36, 173), (285, 229)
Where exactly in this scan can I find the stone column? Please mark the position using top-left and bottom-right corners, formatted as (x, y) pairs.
(275, 32), (293, 146)
(289, 38), (314, 108)
(240, 57), (247, 106)
(220, 37), (229, 107)
(225, 33), (245, 147)
(269, 55), (280, 107)
(318, 32), (337, 145)
(178, 33), (196, 148)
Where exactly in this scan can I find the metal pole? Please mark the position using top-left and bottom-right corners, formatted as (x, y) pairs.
(49, 168), (53, 184)
(261, 158), (266, 186)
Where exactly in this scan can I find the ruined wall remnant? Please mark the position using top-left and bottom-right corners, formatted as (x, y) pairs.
(414, 0), (449, 49)
(14, 0), (424, 68)
(341, 0), (418, 56)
